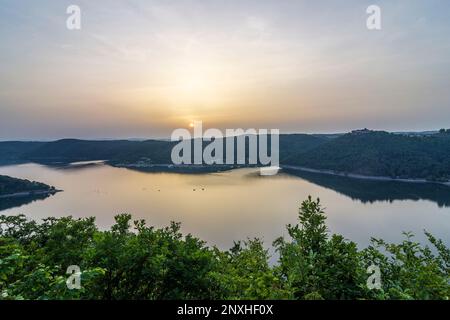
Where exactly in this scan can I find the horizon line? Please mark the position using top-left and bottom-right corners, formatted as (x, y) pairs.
(0, 128), (444, 142)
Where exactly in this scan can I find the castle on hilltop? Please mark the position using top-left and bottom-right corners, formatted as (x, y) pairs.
(350, 128), (372, 135)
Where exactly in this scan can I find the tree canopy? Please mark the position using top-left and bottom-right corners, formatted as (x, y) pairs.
(1, 197), (448, 300)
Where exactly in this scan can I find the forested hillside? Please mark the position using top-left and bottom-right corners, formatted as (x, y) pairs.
(0, 142), (45, 164)
(284, 130), (450, 181)
(0, 175), (55, 196)
(1, 130), (450, 181)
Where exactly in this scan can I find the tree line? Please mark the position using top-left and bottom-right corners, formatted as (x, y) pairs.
(1, 197), (448, 300)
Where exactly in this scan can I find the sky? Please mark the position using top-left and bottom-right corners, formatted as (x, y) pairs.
(0, 0), (449, 140)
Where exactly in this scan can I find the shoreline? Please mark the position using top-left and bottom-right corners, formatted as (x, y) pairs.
(109, 162), (245, 173)
(14, 160), (449, 187)
(0, 189), (62, 199)
(281, 165), (450, 186)
(111, 162), (450, 186)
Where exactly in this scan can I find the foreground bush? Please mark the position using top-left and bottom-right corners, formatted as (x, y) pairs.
(0, 197), (448, 300)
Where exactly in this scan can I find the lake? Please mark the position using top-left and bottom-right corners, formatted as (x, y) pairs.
(0, 162), (449, 251)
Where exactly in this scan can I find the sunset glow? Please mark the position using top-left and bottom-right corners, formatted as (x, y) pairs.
(1, 1), (449, 139)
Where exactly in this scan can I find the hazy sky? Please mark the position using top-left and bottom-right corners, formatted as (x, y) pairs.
(1, 0), (449, 140)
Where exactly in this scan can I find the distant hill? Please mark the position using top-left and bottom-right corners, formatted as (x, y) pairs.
(0, 135), (328, 165)
(279, 134), (329, 155)
(0, 141), (45, 164)
(22, 139), (175, 164)
(1, 130), (450, 181)
(284, 130), (450, 181)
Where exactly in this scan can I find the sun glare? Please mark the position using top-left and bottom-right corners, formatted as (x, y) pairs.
(181, 74), (208, 93)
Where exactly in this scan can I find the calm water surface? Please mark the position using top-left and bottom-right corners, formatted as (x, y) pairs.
(0, 163), (449, 251)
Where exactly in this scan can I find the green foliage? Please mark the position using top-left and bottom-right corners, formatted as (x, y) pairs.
(211, 239), (291, 299)
(0, 197), (448, 300)
(361, 232), (450, 299)
(273, 197), (365, 299)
